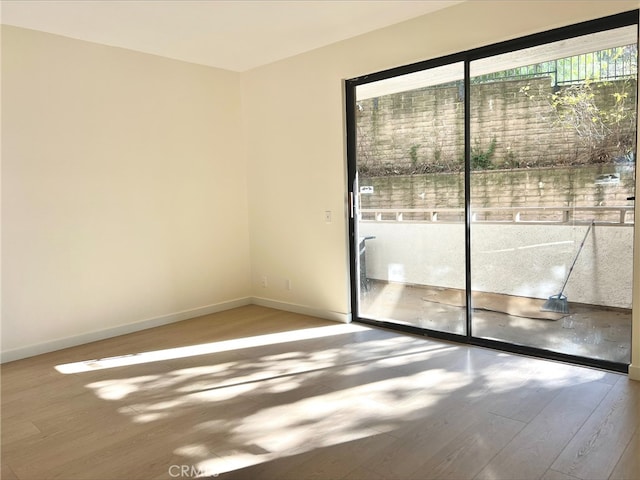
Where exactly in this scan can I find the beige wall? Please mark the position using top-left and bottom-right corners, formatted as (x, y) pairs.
(241, 0), (640, 377)
(1, 26), (251, 360)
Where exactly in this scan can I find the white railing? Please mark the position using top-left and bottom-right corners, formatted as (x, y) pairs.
(360, 206), (634, 225)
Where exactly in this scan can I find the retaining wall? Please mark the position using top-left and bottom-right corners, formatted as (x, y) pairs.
(356, 78), (636, 172)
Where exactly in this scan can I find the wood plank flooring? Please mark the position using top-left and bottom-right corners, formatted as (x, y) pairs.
(1, 305), (638, 480)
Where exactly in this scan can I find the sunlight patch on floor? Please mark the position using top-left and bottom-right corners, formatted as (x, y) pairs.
(55, 323), (369, 373)
(189, 368), (465, 475)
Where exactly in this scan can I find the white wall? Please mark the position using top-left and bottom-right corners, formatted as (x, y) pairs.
(241, 0), (640, 375)
(1, 26), (251, 360)
(360, 222), (634, 309)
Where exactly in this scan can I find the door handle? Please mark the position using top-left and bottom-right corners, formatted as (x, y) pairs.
(627, 196), (635, 200)
(350, 192), (355, 218)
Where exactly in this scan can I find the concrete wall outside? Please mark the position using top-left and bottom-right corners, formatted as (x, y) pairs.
(359, 221), (633, 309)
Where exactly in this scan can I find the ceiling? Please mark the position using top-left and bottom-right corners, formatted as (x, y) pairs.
(0, 0), (463, 72)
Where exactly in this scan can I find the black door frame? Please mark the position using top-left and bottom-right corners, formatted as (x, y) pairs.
(346, 9), (639, 374)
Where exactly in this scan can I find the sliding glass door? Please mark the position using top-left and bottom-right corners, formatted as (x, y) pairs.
(351, 62), (467, 336)
(469, 25), (637, 364)
(347, 11), (637, 371)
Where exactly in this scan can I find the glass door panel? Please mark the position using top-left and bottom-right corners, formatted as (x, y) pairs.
(354, 62), (467, 335)
(469, 25), (637, 363)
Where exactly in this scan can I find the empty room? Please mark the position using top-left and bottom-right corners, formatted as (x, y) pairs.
(2, 1), (639, 479)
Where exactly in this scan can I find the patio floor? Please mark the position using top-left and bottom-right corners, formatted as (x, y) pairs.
(359, 280), (632, 364)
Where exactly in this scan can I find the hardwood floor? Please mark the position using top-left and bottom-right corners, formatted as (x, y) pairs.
(1, 305), (638, 480)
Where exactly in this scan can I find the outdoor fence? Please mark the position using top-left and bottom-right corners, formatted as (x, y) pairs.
(360, 205), (634, 225)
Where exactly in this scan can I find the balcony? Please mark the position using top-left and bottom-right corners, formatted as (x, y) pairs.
(357, 206), (633, 364)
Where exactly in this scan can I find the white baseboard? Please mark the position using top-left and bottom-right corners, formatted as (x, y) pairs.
(0, 297), (252, 363)
(251, 296), (352, 323)
(3, 296), (636, 378)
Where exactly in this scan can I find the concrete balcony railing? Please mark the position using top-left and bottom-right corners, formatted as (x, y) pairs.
(358, 206), (635, 309)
